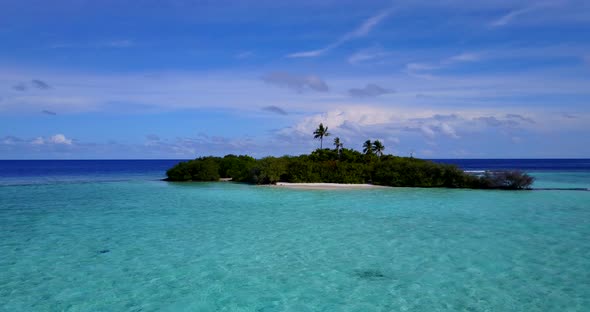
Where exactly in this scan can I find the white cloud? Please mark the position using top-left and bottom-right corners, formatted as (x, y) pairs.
(420, 125), (436, 139)
(48, 134), (72, 145)
(2, 136), (19, 145)
(2, 107), (588, 158)
(275, 105), (582, 151)
(31, 137), (44, 145)
(446, 52), (481, 63)
(2, 133), (268, 159)
(287, 8), (392, 58)
(440, 123), (459, 138)
(5, 135), (73, 146)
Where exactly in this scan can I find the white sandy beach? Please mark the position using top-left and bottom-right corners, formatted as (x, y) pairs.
(273, 182), (390, 190)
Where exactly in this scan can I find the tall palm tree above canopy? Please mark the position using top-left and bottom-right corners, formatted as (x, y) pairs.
(373, 140), (385, 157)
(363, 140), (373, 155)
(313, 123), (330, 149)
(333, 137), (343, 152)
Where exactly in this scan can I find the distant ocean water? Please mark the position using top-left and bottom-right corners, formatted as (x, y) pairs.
(0, 160), (183, 186)
(432, 158), (590, 172)
(1, 159), (589, 311)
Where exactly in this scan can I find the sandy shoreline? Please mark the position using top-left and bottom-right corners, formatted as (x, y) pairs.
(273, 182), (390, 190)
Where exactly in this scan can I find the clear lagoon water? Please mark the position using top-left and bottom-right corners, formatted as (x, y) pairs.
(1, 160), (589, 311)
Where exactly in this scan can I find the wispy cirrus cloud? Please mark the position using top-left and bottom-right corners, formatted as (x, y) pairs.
(286, 46), (333, 59)
(405, 52), (482, 77)
(490, 6), (538, 27)
(348, 45), (391, 65)
(50, 39), (134, 49)
(489, 2), (564, 28)
(286, 8), (393, 58)
(446, 52), (481, 63)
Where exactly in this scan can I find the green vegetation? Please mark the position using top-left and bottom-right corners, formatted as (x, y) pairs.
(165, 151), (534, 190)
(165, 124), (535, 190)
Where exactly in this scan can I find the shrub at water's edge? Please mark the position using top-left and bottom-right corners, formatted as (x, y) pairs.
(477, 170), (535, 190)
(164, 150), (535, 190)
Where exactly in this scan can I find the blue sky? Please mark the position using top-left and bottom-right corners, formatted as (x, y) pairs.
(1, 0), (589, 159)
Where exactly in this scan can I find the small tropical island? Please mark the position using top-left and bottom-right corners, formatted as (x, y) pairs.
(166, 123), (534, 190)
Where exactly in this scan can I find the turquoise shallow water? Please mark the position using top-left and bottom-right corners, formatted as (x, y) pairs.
(1, 170), (590, 311)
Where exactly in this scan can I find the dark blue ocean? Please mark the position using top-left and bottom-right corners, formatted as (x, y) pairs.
(0, 159), (183, 179)
(432, 158), (590, 171)
(0, 159), (184, 185)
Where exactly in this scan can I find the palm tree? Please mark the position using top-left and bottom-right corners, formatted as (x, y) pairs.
(363, 140), (373, 155)
(333, 137), (343, 152)
(373, 140), (385, 157)
(313, 123), (330, 149)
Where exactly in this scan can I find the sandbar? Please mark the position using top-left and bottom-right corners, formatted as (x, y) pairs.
(273, 182), (390, 190)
